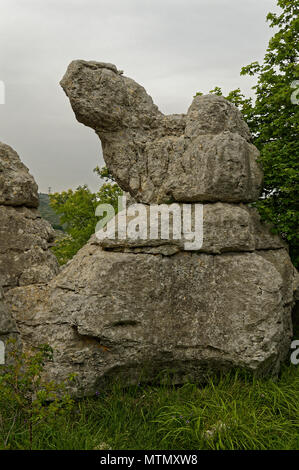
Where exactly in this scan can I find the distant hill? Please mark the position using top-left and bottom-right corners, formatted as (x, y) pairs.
(38, 193), (65, 231)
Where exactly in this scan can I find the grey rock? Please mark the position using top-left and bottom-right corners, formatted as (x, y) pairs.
(0, 287), (20, 367)
(60, 60), (263, 204)
(0, 204), (59, 290)
(0, 288), (17, 334)
(0, 142), (38, 207)
(6, 241), (297, 395)
(247, 207), (288, 250)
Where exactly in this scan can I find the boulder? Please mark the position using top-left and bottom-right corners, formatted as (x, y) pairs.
(6, 242), (297, 395)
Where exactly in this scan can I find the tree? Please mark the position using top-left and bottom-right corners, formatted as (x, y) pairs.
(198, 0), (299, 267)
(49, 169), (123, 264)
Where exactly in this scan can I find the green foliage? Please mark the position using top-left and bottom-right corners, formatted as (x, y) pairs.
(0, 341), (74, 450)
(241, 0), (299, 267)
(197, 0), (299, 267)
(49, 168), (123, 264)
(49, 185), (99, 264)
(38, 193), (65, 231)
(94, 165), (116, 183)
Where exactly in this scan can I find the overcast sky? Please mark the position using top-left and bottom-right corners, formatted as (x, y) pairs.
(0, 0), (279, 193)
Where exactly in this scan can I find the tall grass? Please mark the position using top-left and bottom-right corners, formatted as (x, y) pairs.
(0, 363), (298, 450)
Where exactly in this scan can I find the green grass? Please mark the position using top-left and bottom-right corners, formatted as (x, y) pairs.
(0, 363), (298, 450)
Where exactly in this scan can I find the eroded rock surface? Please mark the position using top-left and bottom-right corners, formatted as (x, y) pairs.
(60, 60), (263, 204)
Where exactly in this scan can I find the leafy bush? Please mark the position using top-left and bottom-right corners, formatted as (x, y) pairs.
(49, 167), (123, 264)
(0, 341), (74, 449)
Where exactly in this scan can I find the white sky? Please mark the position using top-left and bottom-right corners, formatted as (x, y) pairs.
(0, 0), (279, 193)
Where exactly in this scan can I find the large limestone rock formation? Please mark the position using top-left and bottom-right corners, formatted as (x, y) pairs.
(4, 62), (298, 394)
(0, 142), (59, 363)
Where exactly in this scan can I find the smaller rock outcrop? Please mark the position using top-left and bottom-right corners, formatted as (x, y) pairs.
(0, 142), (38, 207)
(0, 141), (59, 365)
(0, 142), (59, 291)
